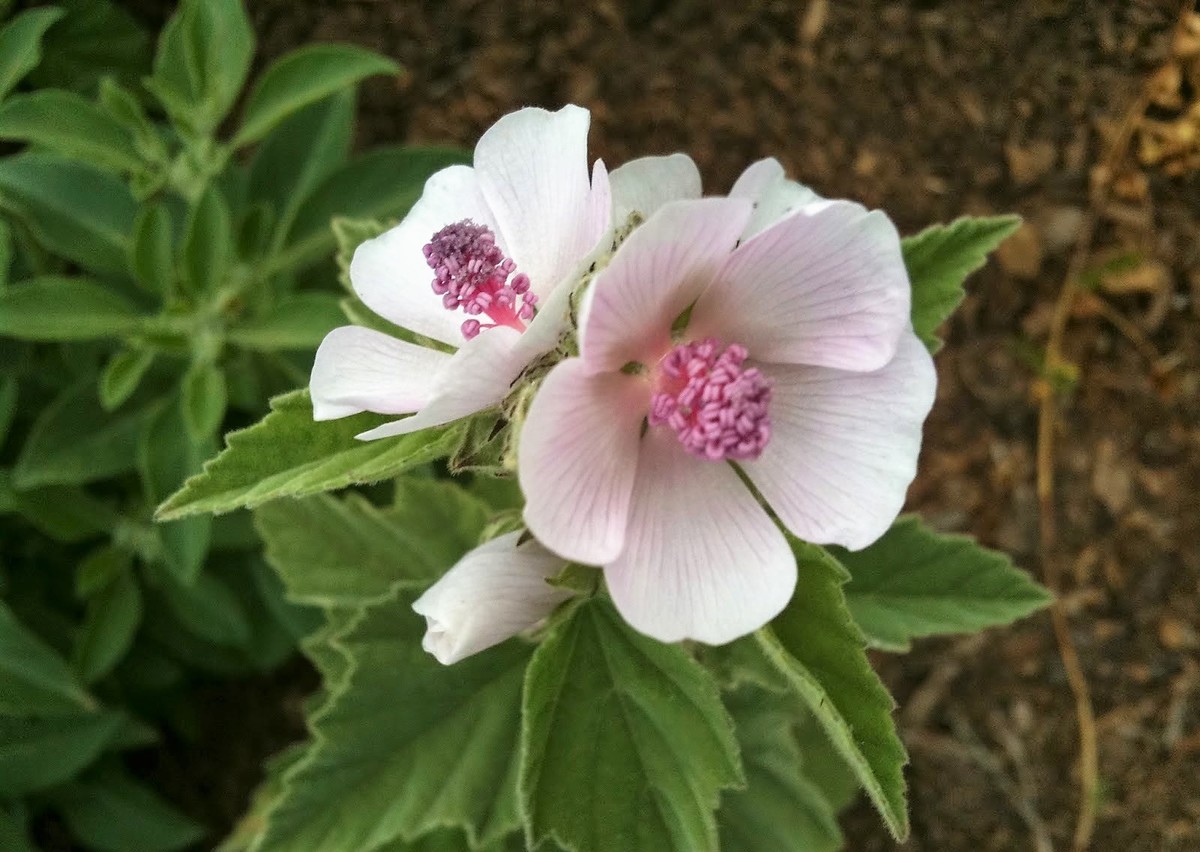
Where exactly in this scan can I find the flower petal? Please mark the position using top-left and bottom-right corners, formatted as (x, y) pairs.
(412, 532), (571, 665)
(606, 429), (795, 645)
(742, 330), (936, 551)
(730, 157), (821, 239)
(579, 197), (752, 373)
(690, 199), (909, 372)
(475, 105), (609, 301)
(355, 326), (525, 440)
(610, 153), (703, 224)
(520, 358), (648, 565)
(310, 326), (451, 420)
(349, 164), (498, 347)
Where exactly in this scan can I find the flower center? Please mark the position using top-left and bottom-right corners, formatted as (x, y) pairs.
(424, 220), (537, 339)
(648, 338), (772, 461)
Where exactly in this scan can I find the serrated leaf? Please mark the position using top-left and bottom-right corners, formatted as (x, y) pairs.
(903, 215), (1021, 352)
(156, 389), (460, 520)
(53, 767), (206, 852)
(521, 597), (744, 852)
(0, 90), (141, 173)
(254, 480), (489, 607)
(756, 544), (909, 839)
(836, 516), (1052, 652)
(257, 588), (529, 851)
(719, 689), (843, 852)
(0, 711), (123, 796)
(271, 146), (470, 275)
(13, 380), (147, 489)
(180, 185), (233, 295)
(0, 153), (137, 277)
(100, 348), (156, 411)
(0, 275), (143, 341)
(0, 599), (95, 717)
(0, 7), (65, 101)
(228, 293), (346, 351)
(73, 570), (143, 684)
(235, 44), (398, 147)
(128, 202), (175, 293)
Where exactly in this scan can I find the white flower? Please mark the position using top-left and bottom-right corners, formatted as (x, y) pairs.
(412, 532), (571, 665)
(310, 105), (611, 439)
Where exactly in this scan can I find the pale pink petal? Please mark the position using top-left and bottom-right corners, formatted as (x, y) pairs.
(690, 199), (909, 372)
(310, 326), (451, 420)
(606, 429), (795, 644)
(349, 165), (499, 347)
(355, 326), (525, 440)
(610, 153), (702, 224)
(579, 197), (752, 374)
(730, 157), (821, 239)
(742, 330), (935, 551)
(474, 105), (609, 301)
(520, 358), (649, 565)
(412, 532), (572, 665)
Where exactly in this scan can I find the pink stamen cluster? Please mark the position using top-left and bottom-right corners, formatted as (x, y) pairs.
(423, 220), (537, 339)
(649, 338), (772, 461)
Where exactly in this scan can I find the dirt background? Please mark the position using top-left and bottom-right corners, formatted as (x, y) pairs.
(122, 1), (1200, 849)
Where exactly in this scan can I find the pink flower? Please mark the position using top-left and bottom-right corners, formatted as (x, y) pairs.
(310, 106), (611, 439)
(517, 182), (936, 645)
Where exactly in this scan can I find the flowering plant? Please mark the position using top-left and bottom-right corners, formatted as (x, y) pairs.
(160, 104), (1051, 851)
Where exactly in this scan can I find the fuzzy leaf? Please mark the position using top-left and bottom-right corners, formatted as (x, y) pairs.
(521, 598), (744, 852)
(156, 390), (460, 520)
(254, 480), (490, 607)
(837, 516), (1052, 652)
(0, 90), (141, 173)
(0, 599), (95, 717)
(0, 7), (65, 101)
(235, 44), (398, 146)
(257, 588), (529, 851)
(756, 544), (909, 839)
(0, 276), (143, 341)
(903, 215), (1022, 352)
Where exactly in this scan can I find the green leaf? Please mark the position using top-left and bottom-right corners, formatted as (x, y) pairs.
(13, 380), (146, 489)
(156, 389), (460, 520)
(0, 153), (138, 276)
(0, 802), (36, 852)
(0, 219), (12, 291)
(128, 202), (176, 294)
(53, 767), (206, 852)
(141, 398), (212, 583)
(181, 362), (227, 442)
(29, 0), (151, 95)
(836, 516), (1052, 652)
(0, 90), (141, 173)
(794, 705), (859, 813)
(273, 146), (470, 274)
(73, 570), (143, 684)
(0, 375), (16, 448)
(755, 544), (909, 839)
(0, 7), (65, 101)
(75, 544), (131, 599)
(257, 588), (529, 851)
(903, 215), (1022, 352)
(180, 185), (233, 295)
(0, 711), (124, 796)
(521, 598), (744, 852)
(155, 568), (252, 648)
(249, 92), (354, 246)
(254, 480), (490, 607)
(5, 482), (116, 542)
(235, 44), (398, 147)
(0, 276), (142, 341)
(227, 292), (345, 351)
(0, 599), (95, 717)
(718, 689), (843, 852)
(100, 348), (156, 411)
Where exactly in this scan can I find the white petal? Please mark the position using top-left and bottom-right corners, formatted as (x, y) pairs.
(610, 153), (703, 225)
(606, 429), (795, 645)
(742, 331), (936, 551)
(355, 326), (525, 440)
(349, 164), (499, 347)
(412, 532), (572, 665)
(730, 157), (821, 239)
(690, 199), (910, 372)
(579, 197), (752, 374)
(519, 359), (648, 565)
(475, 105), (609, 301)
(309, 326), (451, 420)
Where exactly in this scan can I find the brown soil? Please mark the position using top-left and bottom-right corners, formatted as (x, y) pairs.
(132, 1), (1200, 849)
